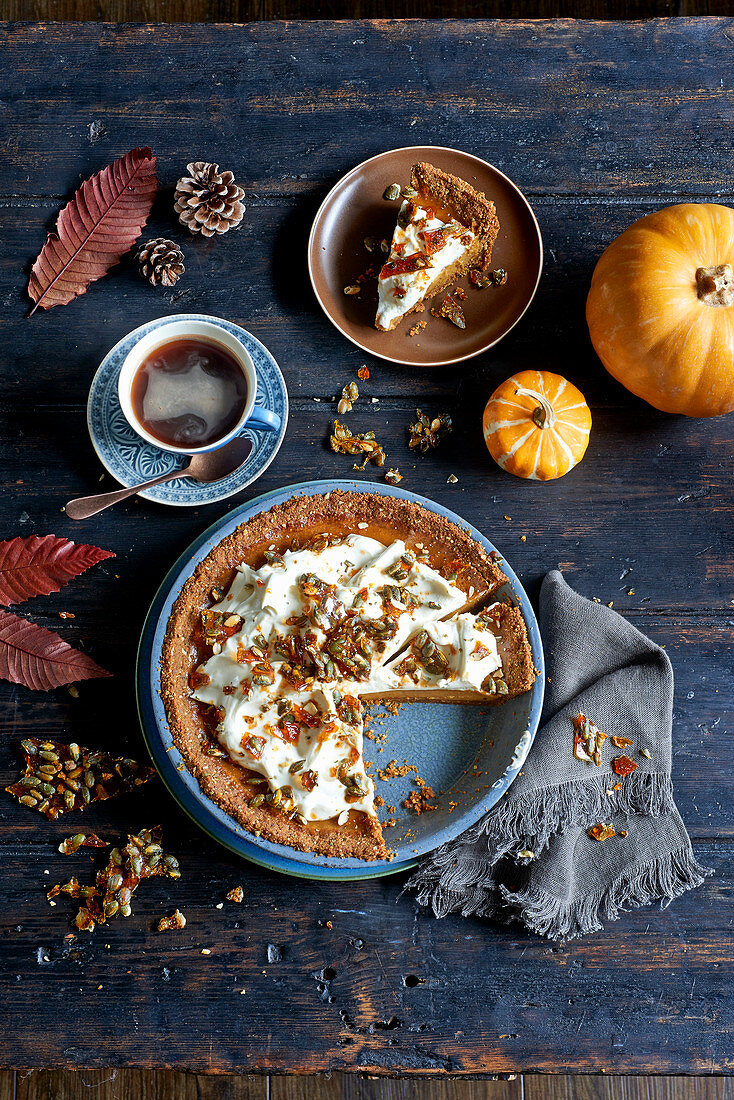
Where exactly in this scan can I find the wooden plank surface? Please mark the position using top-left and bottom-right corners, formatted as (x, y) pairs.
(523, 1079), (734, 1099)
(3, 1), (734, 23)
(2, 1070), (734, 1097)
(3, 20), (734, 199)
(12, 1068), (267, 1098)
(4, 837), (733, 1073)
(0, 18), (732, 1078)
(270, 1075), (520, 1098)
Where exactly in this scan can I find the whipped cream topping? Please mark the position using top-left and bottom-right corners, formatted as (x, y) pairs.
(376, 201), (474, 331)
(340, 540), (466, 664)
(376, 611), (503, 693)
(201, 682), (371, 823)
(190, 535), (467, 824)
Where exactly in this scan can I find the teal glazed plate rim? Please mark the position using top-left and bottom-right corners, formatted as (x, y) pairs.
(136, 480), (545, 882)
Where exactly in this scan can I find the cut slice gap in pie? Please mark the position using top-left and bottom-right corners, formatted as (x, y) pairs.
(375, 162), (500, 333)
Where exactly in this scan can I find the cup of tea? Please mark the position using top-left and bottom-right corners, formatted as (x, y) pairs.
(117, 317), (281, 455)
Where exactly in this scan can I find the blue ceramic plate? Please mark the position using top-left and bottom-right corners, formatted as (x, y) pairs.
(137, 480), (544, 881)
(87, 314), (289, 507)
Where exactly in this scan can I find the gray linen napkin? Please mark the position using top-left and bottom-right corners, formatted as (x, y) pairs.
(407, 570), (710, 939)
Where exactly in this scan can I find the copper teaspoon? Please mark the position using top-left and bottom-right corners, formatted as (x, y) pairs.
(65, 436), (253, 521)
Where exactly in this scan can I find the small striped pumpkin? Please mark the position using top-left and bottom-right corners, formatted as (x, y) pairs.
(482, 370), (592, 481)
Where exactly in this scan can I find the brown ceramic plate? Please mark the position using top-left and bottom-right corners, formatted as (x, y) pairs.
(308, 146), (543, 367)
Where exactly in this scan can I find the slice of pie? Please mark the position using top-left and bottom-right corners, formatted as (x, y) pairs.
(160, 490), (534, 863)
(363, 604), (536, 706)
(375, 162), (500, 332)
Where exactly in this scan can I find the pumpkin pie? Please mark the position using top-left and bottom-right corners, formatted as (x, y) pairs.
(160, 490), (535, 862)
(375, 162), (500, 332)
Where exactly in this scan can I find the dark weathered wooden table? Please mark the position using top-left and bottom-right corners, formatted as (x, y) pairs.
(0, 18), (732, 1078)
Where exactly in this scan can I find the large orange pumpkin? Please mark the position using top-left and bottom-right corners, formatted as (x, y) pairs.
(587, 203), (734, 417)
(482, 370), (592, 481)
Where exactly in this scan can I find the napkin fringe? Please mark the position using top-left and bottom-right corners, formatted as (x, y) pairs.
(406, 771), (676, 917)
(499, 844), (712, 941)
(407, 874), (500, 920)
(473, 770), (676, 855)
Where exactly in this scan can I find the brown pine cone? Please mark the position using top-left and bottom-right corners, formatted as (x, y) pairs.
(174, 161), (246, 237)
(137, 238), (185, 287)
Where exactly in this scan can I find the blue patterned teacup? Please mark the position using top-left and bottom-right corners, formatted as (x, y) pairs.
(117, 316), (281, 455)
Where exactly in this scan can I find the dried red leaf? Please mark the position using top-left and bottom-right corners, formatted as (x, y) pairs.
(28, 147), (158, 313)
(0, 535), (114, 606)
(0, 610), (111, 690)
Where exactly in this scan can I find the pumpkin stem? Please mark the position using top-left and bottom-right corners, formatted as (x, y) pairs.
(696, 263), (734, 307)
(514, 385), (556, 430)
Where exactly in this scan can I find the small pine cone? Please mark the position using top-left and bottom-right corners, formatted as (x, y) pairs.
(174, 161), (246, 237)
(137, 238), (185, 287)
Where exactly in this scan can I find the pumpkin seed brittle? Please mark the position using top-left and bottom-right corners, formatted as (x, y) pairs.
(329, 419), (387, 469)
(572, 712), (607, 766)
(49, 826), (181, 933)
(407, 409), (452, 454)
(431, 292), (466, 329)
(6, 738), (155, 819)
(58, 832), (107, 854)
(157, 909), (186, 931)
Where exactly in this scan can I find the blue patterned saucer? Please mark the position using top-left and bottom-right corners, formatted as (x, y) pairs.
(87, 315), (289, 507)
